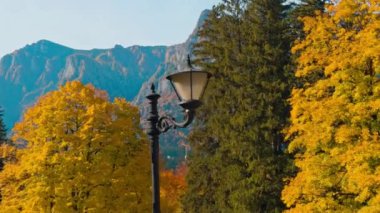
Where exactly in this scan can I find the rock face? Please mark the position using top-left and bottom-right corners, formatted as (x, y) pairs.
(0, 10), (209, 168)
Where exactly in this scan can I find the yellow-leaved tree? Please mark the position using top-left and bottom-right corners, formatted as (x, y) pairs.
(282, 0), (380, 212)
(0, 81), (151, 212)
(160, 164), (187, 212)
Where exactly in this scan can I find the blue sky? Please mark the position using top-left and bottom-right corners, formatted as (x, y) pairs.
(0, 0), (220, 57)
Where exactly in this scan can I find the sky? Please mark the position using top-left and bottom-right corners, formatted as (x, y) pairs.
(0, 0), (220, 57)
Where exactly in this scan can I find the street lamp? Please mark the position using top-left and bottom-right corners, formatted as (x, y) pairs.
(146, 56), (211, 213)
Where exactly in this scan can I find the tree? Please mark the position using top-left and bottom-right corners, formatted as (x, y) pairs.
(284, 0), (327, 91)
(0, 81), (152, 212)
(160, 165), (187, 213)
(0, 108), (8, 172)
(284, 0), (326, 43)
(0, 108), (7, 143)
(282, 0), (380, 211)
(183, 0), (292, 211)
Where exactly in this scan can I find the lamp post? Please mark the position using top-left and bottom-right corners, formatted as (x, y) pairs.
(146, 56), (211, 213)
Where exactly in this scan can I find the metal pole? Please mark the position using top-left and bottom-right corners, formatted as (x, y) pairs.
(146, 83), (161, 213)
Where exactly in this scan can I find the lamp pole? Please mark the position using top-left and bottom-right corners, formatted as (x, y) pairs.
(145, 56), (211, 213)
(146, 84), (161, 213)
(146, 83), (196, 213)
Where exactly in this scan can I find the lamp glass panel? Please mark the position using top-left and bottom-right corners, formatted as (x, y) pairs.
(191, 72), (209, 100)
(170, 72), (209, 101)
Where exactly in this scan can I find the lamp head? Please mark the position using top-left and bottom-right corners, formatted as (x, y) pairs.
(166, 69), (211, 110)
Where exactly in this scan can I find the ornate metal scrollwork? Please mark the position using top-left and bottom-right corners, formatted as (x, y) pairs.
(157, 109), (195, 133)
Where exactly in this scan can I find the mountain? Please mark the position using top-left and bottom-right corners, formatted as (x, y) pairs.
(0, 10), (210, 168)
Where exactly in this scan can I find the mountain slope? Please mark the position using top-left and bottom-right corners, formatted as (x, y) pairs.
(0, 10), (210, 168)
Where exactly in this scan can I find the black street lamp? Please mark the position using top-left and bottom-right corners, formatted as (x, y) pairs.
(146, 57), (211, 213)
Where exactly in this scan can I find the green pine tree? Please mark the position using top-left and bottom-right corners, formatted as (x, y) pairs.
(183, 0), (292, 212)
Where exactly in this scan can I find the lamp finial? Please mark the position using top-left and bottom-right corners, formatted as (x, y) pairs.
(187, 54), (193, 70)
(150, 83), (156, 93)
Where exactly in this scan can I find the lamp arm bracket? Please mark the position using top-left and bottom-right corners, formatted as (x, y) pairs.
(157, 109), (195, 133)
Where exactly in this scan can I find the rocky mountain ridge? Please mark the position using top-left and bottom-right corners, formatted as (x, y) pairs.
(0, 10), (210, 168)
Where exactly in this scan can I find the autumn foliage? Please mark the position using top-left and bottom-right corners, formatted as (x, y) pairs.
(0, 0), (378, 212)
(282, 0), (380, 212)
(0, 82), (152, 212)
(160, 164), (187, 212)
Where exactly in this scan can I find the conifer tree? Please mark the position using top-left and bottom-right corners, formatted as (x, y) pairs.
(183, 0), (292, 211)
